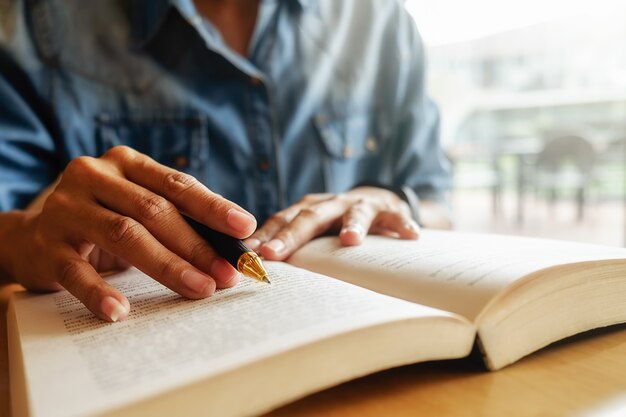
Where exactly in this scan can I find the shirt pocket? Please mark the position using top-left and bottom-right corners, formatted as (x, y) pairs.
(314, 111), (390, 192)
(93, 112), (209, 174)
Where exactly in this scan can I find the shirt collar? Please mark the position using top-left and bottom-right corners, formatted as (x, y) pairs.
(129, 0), (311, 50)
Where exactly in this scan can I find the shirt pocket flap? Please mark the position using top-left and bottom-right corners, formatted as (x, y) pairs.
(314, 112), (383, 160)
(94, 112), (208, 170)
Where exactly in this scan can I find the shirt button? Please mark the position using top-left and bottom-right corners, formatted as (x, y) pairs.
(343, 147), (354, 158)
(258, 159), (270, 171)
(365, 137), (378, 151)
(250, 76), (262, 86)
(174, 155), (189, 168)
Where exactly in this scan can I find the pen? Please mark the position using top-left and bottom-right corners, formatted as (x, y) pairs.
(183, 215), (271, 284)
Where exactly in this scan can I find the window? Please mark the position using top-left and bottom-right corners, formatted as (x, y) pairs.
(405, 1), (626, 245)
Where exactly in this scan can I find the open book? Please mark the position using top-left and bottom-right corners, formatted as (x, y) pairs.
(8, 230), (626, 417)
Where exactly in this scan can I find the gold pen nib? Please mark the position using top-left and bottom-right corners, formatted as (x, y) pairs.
(237, 252), (271, 284)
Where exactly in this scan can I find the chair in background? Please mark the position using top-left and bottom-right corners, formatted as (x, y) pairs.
(533, 135), (596, 221)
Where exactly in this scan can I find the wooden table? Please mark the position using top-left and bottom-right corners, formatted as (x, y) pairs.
(3, 283), (626, 417)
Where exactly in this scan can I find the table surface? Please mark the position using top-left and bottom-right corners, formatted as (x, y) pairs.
(3, 283), (626, 417)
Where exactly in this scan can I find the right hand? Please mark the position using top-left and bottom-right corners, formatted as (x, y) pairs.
(10, 146), (257, 322)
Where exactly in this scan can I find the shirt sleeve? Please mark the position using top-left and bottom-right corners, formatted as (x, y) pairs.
(0, 47), (60, 211)
(389, 5), (452, 203)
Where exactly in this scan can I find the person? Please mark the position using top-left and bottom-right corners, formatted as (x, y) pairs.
(0, 0), (452, 322)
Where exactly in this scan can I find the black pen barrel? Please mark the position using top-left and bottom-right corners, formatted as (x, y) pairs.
(183, 215), (249, 268)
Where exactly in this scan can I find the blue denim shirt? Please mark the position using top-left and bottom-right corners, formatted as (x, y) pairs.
(0, 0), (450, 223)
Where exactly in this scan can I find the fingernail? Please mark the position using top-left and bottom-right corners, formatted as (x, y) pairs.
(227, 209), (256, 234)
(244, 238), (261, 251)
(181, 270), (215, 296)
(265, 239), (285, 254)
(342, 224), (365, 237)
(101, 296), (128, 323)
(210, 258), (239, 285)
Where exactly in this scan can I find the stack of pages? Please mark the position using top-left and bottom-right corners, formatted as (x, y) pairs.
(9, 231), (626, 417)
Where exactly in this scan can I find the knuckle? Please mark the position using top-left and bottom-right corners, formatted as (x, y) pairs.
(203, 194), (231, 217)
(347, 203), (368, 219)
(162, 171), (199, 197)
(367, 197), (388, 212)
(108, 216), (144, 246)
(103, 145), (137, 162)
(298, 194), (313, 203)
(298, 207), (321, 222)
(64, 156), (98, 178)
(136, 195), (174, 221)
(188, 241), (210, 266)
(155, 256), (178, 281)
(44, 190), (73, 212)
(31, 228), (49, 253)
(300, 193), (335, 204)
(269, 212), (291, 228)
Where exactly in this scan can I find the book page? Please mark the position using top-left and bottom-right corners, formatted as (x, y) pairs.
(12, 262), (464, 417)
(288, 231), (626, 320)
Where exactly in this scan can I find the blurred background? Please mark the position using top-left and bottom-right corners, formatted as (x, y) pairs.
(405, 0), (626, 246)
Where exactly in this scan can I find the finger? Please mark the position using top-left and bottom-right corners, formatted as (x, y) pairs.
(53, 247), (130, 322)
(100, 146), (256, 238)
(260, 196), (350, 260)
(245, 194), (338, 251)
(65, 201), (218, 299)
(244, 207), (301, 251)
(372, 211), (420, 240)
(87, 172), (239, 288)
(86, 247), (132, 273)
(338, 200), (377, 246)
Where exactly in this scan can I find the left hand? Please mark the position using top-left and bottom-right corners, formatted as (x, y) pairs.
(244, 187), (420, 261)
